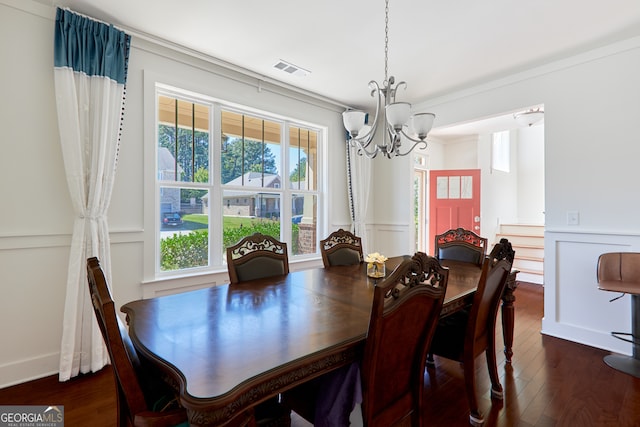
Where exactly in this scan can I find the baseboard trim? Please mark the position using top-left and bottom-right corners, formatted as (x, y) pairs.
(0, 352), (60, 388)
(541, 319), (631, 356)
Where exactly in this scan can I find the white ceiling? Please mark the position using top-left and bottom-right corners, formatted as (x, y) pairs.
(43, 0), (640, 136)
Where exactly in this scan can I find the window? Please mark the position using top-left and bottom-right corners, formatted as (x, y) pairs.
(413, 154), (428, 253)
(156, 87), (321, 274)
(492, 130), (510, 173)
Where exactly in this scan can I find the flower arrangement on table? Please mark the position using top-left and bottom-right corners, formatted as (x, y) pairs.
(365, 252), (388, 278)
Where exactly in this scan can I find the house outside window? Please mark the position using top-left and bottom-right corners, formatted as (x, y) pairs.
(156, 86), (321, 274)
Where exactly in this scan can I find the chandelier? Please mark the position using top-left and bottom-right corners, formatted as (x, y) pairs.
(342, 0), (435, 159)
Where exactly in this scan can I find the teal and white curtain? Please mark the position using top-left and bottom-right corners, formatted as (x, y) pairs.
(54, 8), (131, 381)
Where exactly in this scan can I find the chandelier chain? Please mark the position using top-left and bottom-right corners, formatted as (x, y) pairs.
(384, 0), (389, 84)
(341, 0), (435, 158)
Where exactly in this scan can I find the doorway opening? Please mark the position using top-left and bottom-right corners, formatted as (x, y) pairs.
(412, 105), (545, 284)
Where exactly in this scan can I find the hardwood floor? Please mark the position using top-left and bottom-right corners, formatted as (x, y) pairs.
(422, 282), (640, 426)
(0, 368), (116, 426)
(2, 282), (639, 426)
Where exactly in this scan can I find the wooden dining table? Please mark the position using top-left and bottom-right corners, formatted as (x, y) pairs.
(121, 256), (517, 426)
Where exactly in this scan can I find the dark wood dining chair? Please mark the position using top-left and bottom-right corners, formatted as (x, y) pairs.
(282, 252), (448, 427)
(87, 257), (193, 427)
(361, 252), (449, 426)
(226, 233), (289, 284)
(427, 242), (514, 427)
(88, 257), (280, 427)
(488, 237), (516, 265)
(434, 227), (488, 266)
(224, 235), (294, 426)
(320, 228), (363, 267)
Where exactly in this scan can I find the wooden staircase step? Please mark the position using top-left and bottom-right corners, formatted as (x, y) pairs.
(496, 223), (545, 285)
(499, 224), (544, 236)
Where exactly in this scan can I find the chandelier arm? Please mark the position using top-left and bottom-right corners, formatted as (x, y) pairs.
(349, 135), (377, 152)
(349, 80), (384, 147)
(385, 121), (400, 152)
(389, 81), (407, 102)
(393, 138), (429, 157)
(352, 140), (380, 159)
(350, 114), (379, 148)
(399, 128), (428, 144)
(368, 80), (382, 96)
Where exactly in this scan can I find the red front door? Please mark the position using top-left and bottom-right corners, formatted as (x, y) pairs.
(429, 169), (481, 254)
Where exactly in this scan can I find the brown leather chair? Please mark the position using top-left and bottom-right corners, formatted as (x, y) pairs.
(434, 227), (488, 266)
(226, 233), (289, 284)
(320, 229), (363, 267)
(597, 252), (640, 378)
(283, 253), (448, 427)
(427, 241), (514, 427)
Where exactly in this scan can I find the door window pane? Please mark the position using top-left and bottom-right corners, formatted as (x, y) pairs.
(461, 176), (473, 199)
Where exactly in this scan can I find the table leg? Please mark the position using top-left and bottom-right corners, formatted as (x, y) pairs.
(501, 271), (518, 363)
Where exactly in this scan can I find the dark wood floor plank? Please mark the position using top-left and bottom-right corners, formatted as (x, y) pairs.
(0, 367), (116, 427)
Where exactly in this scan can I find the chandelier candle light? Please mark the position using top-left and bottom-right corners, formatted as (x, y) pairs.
(342, 0), (436, 159)
(366, 252), (388, 278)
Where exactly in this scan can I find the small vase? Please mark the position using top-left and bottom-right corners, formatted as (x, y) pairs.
(367, 262), (386, 278)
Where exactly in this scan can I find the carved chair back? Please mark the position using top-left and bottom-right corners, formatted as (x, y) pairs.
(360, 252), (448, 427)
(488, 238), (516, 265)
(434, 227), (488, 266)
(226, 233), (289, 284)
(320, 229), (363, 267)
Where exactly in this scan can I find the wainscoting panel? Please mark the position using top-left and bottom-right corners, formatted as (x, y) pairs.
(543, 230), (640, 356)
(371, 223), (411, 258)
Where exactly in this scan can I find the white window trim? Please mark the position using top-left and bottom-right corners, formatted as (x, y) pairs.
(142, 76), (326, 287)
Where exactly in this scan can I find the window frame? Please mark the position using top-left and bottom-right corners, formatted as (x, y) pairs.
(412, 153), (429, 253)
(150, 82), (324, 279)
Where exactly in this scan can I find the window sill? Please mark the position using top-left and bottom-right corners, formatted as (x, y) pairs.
(141, 257), (323, 298)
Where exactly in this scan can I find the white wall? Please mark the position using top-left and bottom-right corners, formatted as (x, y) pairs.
(370, 35), (640, 356)
(442, 137), (478, 170)
(517, 125), (545, 224)
(478, 132), (519, 242)
(0, 0), (348, 386)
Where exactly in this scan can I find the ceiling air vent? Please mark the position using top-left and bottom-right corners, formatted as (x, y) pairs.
(273, 60), (310, 77)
